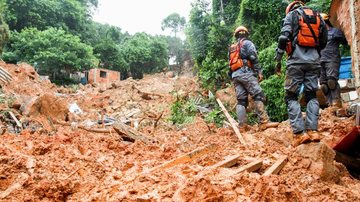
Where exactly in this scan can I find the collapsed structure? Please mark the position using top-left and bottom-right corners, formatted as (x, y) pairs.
(0, 61), (359, 201)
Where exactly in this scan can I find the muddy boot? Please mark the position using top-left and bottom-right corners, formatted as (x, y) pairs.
(255, 101), (279, 130)
(307, 130), (321, 142)
(293, 133), (312, 147)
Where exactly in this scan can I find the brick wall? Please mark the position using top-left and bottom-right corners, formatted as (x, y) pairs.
(87, 68), (120, 84)
(330, 0), (360, 87)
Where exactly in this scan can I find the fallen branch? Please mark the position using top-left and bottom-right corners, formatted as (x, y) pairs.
(62, 163), (89, 180)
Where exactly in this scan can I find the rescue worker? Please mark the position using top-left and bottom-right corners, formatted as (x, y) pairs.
(319, 13), (348, 108)
(229, 26), (278, 131)
(274, 1), (328, 146)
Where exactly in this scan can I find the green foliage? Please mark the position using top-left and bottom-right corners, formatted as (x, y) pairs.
(3, 28), (96, 75)
(258, 43), (278, 79)
(166, 36), (186, 69)
(4, 0), (95, 34)
(198, 57), (229, 90)
(0, 1), (9, 55)
(236, 0), (287, 50)
(260, 74), (287, 122)
(247, 112), (258, 125)
(186, 0), (212, 64)
(161, 13), (186, 38)
(120, 33), (168, 79)
(204, 106), (225, 127)
(169, 96), (197, 125)
(94, 39), (128, 72)
(306, 0), (332, 12)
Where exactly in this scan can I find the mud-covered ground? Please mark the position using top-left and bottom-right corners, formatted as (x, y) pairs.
(0, 62), (359, 201)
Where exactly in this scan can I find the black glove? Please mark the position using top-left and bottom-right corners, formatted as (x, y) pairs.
(228, 69), (233, 79)
(274, 48), (284, 62)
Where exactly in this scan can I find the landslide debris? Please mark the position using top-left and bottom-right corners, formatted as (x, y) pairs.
(0, 62), (359, 201)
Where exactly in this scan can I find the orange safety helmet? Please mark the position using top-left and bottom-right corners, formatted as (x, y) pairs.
(285, 1), (304, 15)
(234, 26), (249, 37)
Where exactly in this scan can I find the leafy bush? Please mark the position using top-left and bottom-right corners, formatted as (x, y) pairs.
(169, 96), (197, 126)
(260, 74), (287, 122)
(204, 106), (225, 127)
(258, 43), (278, 79)
(198, 57), (229, 90)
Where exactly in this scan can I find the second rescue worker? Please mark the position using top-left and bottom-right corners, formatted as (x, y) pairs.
(275, 1), (328, 146)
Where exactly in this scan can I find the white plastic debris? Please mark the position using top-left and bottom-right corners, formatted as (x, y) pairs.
(69, 103), (83, 114)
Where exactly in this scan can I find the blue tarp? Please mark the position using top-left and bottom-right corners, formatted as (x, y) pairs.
(339, 56), (352, 79)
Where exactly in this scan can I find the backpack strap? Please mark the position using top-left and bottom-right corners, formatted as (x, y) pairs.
(298, 8), (319, 46)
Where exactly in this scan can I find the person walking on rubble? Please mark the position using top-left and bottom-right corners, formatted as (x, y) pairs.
(274, 1), (328, 146)
(319, 13), (348, 108)
(228, 26), (279, 131)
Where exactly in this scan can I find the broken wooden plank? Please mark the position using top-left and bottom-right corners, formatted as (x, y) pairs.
(263, 156), (288, 176)
(232, 160), (263, 175)
(113, 121), (158, 144)
(208, 154), (240, 169)
(148, 144), (217, 173)
(0, 66), (13, 80)
(216, 98), (246, 145)
(8, 111), (22, 129)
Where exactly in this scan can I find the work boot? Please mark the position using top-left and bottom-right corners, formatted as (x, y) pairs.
(307, 130), (321, 142)
(292, 133), (311, 147)
(254, 101), (279, 130)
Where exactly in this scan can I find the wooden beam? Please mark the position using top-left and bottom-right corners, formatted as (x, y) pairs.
(216, 98), (246, 145)
(8, 111), (22, 129)
(0, 66), (13, 80)
(208, 154), (240, 169)
(263, 156), (288, 176)
(113, 121), (157, 144)
(148, 144), (217, 173)
(232, 160), (263, 175)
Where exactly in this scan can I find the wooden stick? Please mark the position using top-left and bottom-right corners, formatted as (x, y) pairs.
(208, 154), (240, 169)
(263, 156), (287, 176)
(0, 66), (13, 80)
(113, 121), (157, 144)
(216, 98), (246, 144)
(232, 160), (263, 175)
(8, 111), (22, 129)
(148, 144), (217, 173)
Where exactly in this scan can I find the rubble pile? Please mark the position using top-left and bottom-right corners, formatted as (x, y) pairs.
(0, 62), (359, 201)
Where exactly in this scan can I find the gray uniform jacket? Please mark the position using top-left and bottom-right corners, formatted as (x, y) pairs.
(320, 26), (347, 63)
(280, 7), (328, 66)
